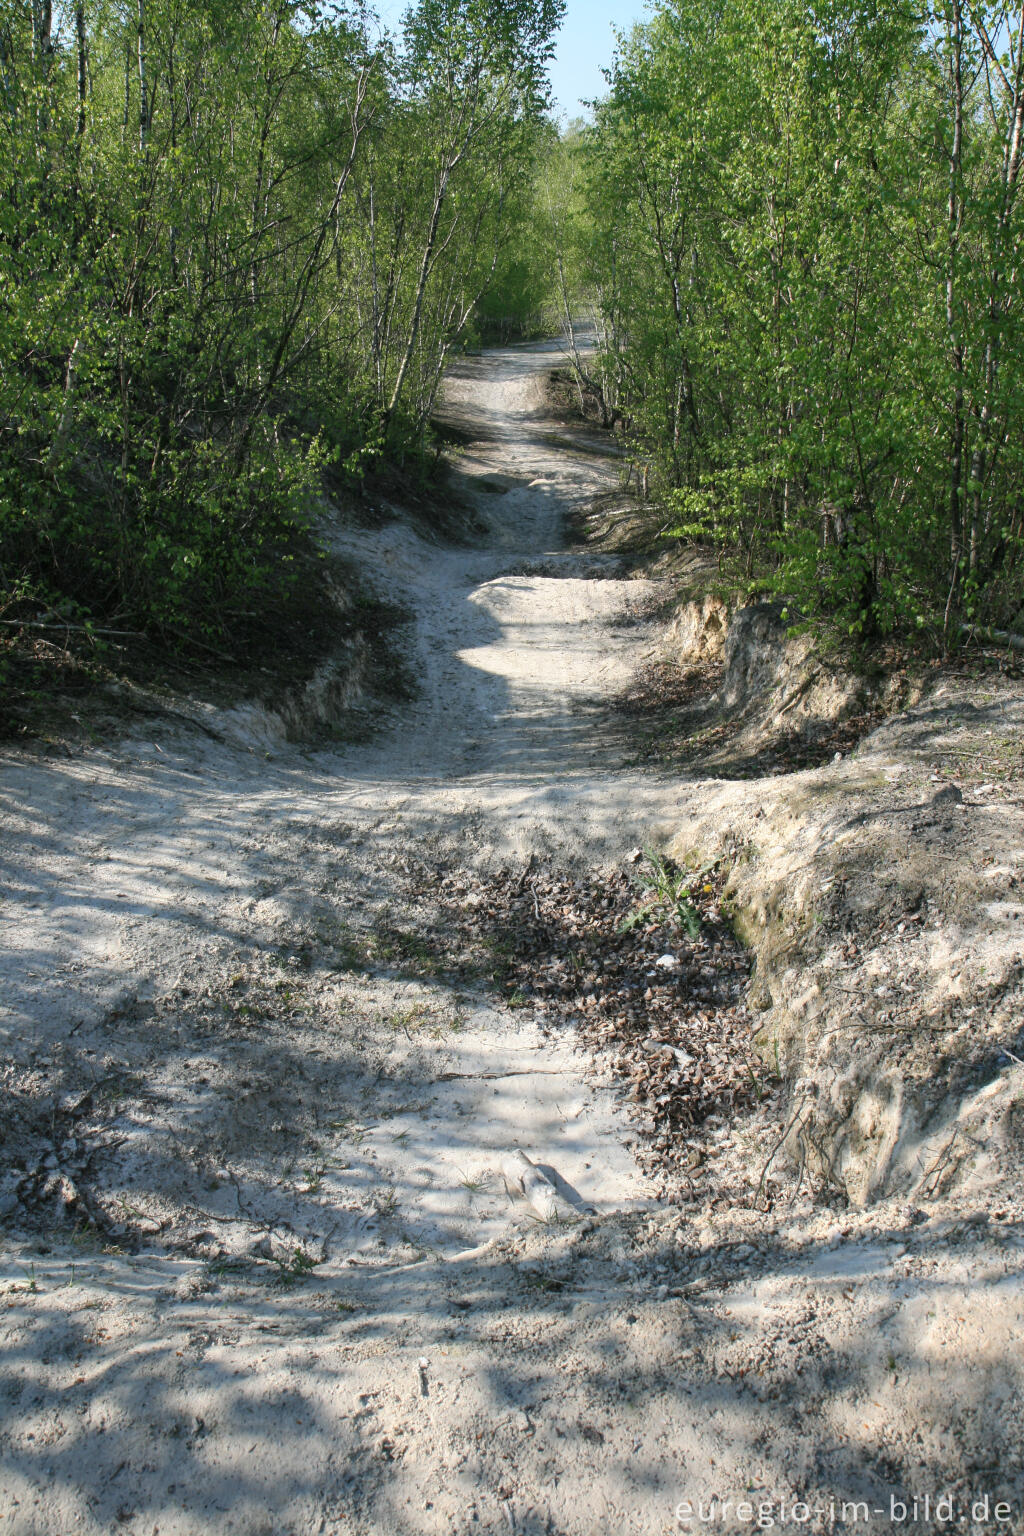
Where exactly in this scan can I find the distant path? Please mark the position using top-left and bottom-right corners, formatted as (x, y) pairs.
(321, 336), (682, 853)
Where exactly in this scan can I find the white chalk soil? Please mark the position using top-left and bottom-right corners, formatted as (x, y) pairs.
(1, 342), (1022, 1534)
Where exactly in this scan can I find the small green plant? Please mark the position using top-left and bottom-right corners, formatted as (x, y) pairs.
(69, 1226), (104, 1254)
(523, 1271), (564, 1292)
(207, 1257), (249, 1278)
(373, 1185), (399, 1219)
(102, 1071), (146, 1106)
(619, 847), (708, 940)
(274, 1247), (318, 1285)
(329, 1115), (367, 1145)
(330, 923), (372, 971)
(370, 924), (440, 974)
(391, 1003), (429, 1034)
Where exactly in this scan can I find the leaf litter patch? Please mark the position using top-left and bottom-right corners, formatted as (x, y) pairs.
(415, 850), (774, 1192)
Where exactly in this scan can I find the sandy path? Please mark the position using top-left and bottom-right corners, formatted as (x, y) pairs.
(2, 341), (1023, 1535)
(0, 341), (677, 1250)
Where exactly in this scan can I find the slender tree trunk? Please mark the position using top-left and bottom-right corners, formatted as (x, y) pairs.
(32, 0), (52, 135)
(123, 39), (131, 141)
(137, 0), (148, 153)
(235, 64), (373, 458)
(168, 25), (177, 279)
(966, 4), (1024, 571)
(386, 166), (452, 423)
(76, 3), (87, 139)
(943, 0), (966, 643)
(550, 200), (610, 426)
(48, 338), (81, 469)
(32, 0), (52, 61)
(367, 175), (383, 400)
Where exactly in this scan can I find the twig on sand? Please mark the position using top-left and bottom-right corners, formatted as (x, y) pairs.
(757, 1097), (813, 1208)
(0, 620), (144, 639)
(514, 853), (536, 893)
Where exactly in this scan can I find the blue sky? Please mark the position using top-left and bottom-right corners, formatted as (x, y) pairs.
(370, 2), (655, 118)
(546, 0), (653, 117)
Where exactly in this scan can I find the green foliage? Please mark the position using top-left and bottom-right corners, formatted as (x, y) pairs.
(0, 0), (562, 647)
(619, 847), (704, 941)
(551, 0), (1024, 648)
